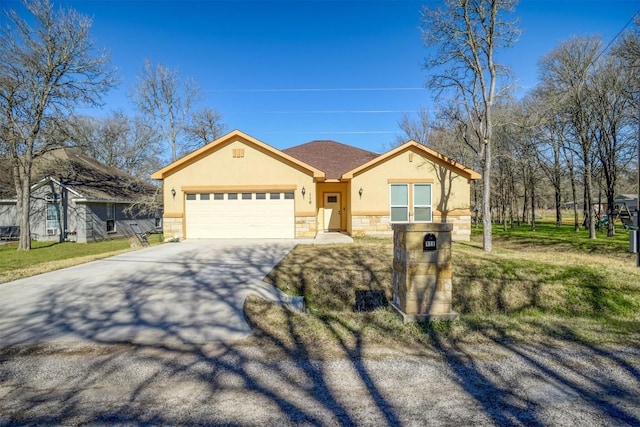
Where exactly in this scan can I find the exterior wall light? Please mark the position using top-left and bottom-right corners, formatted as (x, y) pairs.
(301, 186), (306, 197)
(171, 188), (176, 199)
(359, 187), (363, 197)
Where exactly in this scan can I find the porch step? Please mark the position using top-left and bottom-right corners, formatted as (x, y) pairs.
(313, 232), (354, 244)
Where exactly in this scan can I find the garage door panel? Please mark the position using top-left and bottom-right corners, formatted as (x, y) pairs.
(186, 193), (294, 238)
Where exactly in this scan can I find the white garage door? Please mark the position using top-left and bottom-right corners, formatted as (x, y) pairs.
(185, 191), (295, 238)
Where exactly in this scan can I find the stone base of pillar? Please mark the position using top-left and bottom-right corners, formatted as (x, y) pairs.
(389, 301), (459, 323)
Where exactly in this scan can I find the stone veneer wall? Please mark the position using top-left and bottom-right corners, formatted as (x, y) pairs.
(352, 214), (472, 241)
(163, 217), (183, 239)
(351, 215), (392, 237)
(295, 215), (317, 238)
(433, 214), (472, 241)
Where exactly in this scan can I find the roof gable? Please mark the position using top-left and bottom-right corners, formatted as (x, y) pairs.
(283, 140), (379, 180)
(342, 140), (481, 180)
(151, 130), (325, 180)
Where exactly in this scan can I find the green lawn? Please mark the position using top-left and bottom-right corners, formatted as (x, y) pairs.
(245, 222), (640, 354)
(479, 221), (634, 254)
(0, 238), (152, 283)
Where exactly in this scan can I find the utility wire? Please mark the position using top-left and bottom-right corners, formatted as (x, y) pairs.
(206, 87), (424, 93)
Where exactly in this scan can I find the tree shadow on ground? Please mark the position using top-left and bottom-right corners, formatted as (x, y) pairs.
(0, 242), (402, 425)
(255, 241), (640, 425)
(0, 241), (639, 425)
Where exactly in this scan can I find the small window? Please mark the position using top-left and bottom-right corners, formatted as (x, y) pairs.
(242, 193), (252, 200)
(214, 193), (224, 200)
(284, 192), (294, 200)
(106, 203), (116, 233)
(155, 217), (162, 228)
(270, 193), (280, 200)
(186, 194), (196, 201)
(327, 196), (338, 203)
(200, 193), (210, 200)
(256, 193), (266, 200)
(228, 193), (238, 200)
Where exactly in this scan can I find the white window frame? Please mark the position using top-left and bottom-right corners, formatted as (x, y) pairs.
(413, 183), (432, 223)
(46, 202), (59, 234)
(389, 184), (409, 223)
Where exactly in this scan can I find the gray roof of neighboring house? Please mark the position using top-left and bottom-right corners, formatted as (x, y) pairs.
(0, 148), (157, 202)
(282, 140), (379, 180)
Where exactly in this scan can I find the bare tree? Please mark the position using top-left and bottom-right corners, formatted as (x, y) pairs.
(532, 91), (567, 228)
(421, 0), (519, 252)
(0, 0), (115, 250)
(183, 107), (226, 154)
(614, 18), (640, 222)
(131, 59), (200, 163)
(538, 36), (602, 239)
(396, 108), (431, 146)
(589, 52), (636, 237)
(67, 112), (162, 180)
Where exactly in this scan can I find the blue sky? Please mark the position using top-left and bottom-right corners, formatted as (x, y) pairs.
(5, 0), (640, 153)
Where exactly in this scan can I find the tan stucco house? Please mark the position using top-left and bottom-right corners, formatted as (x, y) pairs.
(151, 130), (480, 241)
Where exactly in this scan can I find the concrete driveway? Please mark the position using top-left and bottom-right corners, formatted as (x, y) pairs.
(0, 240), (299, 346)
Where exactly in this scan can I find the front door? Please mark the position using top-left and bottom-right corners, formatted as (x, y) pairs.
(324, 193), (341, 231)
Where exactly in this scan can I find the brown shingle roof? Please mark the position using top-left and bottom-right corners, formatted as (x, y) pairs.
(282, 140), (378, 179)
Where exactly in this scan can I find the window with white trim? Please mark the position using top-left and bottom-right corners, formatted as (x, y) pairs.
(46, 203), (59, 234)
(413, 184), (432, 222)
(390, 184), (409, 222)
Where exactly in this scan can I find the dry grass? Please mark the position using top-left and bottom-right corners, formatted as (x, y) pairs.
(245, 230), (640, 354)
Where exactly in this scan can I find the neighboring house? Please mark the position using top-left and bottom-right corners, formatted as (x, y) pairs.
(0, 148), (160, 243)
(151, 130), (481, 241)
(614, 194), (638, 212)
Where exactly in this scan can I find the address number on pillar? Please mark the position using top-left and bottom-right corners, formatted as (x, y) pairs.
(423, 233), (437, 251)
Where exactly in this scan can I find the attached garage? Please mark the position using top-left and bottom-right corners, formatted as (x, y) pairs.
(185, 190), (295, 238)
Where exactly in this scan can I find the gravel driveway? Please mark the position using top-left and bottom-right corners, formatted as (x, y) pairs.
(1, 340), (639, 426)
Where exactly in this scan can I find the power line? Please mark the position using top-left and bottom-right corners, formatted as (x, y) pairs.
(592, 8), (640, 64)
(206, 87), (424, 93)
(226, 109), (421, 114)
(261, 130), (397, 135)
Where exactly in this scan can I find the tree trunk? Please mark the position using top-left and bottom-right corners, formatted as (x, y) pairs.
(584, 160), (597, 239)
(531, 179), (536, 232)
(555, 191), (562, 227)
(15, 162), (32, 251)
(522, 185), (529, 224)
(482, 142), (492, 252)
(606, 190), (616, 238)
(569, 170), (579, 231)
(554, 144), (563, 227)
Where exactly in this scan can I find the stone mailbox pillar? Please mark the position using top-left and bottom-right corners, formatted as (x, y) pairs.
(391, 223), (458, 322)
